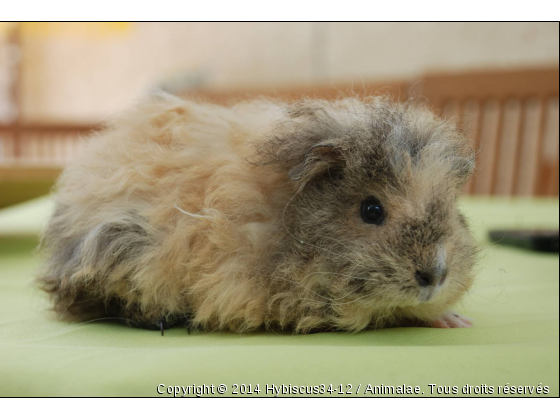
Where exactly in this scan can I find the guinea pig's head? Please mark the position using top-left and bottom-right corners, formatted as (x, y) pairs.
(262, 97), (478, 329)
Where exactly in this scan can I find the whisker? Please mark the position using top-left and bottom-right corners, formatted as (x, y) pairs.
(174, 204), (214, 220)
(6, 317), (143, 345)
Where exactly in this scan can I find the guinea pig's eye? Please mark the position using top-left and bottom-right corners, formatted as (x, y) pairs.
(360, 196), (385, 225)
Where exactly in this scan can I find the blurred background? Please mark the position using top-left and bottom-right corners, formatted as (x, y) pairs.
(0, 22), (558, 208)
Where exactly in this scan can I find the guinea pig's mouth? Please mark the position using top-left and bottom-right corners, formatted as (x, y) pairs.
(418, 286), (438, 303)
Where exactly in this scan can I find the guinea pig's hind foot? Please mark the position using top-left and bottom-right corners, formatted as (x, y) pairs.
(432, 311), (472, 328)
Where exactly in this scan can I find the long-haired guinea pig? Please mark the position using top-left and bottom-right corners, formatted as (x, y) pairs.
(37, 93), (478, 333)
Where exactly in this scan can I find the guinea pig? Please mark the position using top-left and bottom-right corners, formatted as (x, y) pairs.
(37, 93), (478, 333)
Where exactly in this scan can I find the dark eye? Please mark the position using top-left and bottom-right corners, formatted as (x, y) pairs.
(361, 196), (385, 225)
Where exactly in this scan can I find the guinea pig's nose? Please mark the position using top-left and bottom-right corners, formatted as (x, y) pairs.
(415, 270), (447, 287)
(415, 270), (433, 287)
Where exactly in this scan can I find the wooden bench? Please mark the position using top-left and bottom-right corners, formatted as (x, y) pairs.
(1, 67), (558, 208)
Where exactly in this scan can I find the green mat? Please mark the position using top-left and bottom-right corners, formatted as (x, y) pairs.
(0, 196), (558, 397)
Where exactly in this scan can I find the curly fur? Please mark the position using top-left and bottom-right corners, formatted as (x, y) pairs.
(37, 93), (478, 333)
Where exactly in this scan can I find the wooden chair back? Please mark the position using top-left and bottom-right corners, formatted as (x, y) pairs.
(1, 68), (558, 198)
(415, 68), (559, 196)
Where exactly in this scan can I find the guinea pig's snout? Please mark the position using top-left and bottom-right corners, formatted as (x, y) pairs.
(415, 270), (447, 288)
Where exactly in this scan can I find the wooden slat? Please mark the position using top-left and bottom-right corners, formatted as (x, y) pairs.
(511, 100), (527, 196)
(489, 100), (505, 195)
(0, 124), (96, 165)
(474, 101), (501, 195)
(0, 124), (97, 135)
(418, 67), (559, 104)
(418, 67), (559, 197)
(536, 98), (560, 196)
(493, 100), (519, 195)
(534, 99), (548, 196)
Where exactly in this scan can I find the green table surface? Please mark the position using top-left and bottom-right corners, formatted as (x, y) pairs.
(0, 196), (558, 397)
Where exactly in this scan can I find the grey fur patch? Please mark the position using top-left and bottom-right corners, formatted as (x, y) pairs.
(37, 208), (153, 321)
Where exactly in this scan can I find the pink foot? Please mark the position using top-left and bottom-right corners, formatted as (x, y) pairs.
(432, 311), (472, 328)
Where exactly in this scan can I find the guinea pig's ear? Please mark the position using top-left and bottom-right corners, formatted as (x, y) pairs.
(289, 142), (345, 184)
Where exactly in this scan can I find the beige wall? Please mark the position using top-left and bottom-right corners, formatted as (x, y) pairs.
(20, 22), (559, 123)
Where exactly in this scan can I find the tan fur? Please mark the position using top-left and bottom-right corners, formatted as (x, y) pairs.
(37, 93), (478, 333)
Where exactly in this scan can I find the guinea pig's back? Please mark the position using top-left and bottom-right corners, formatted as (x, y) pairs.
(37, 94), (285, 329)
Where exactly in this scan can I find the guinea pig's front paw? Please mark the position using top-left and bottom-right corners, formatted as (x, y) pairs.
(432, 311), (472, 328)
